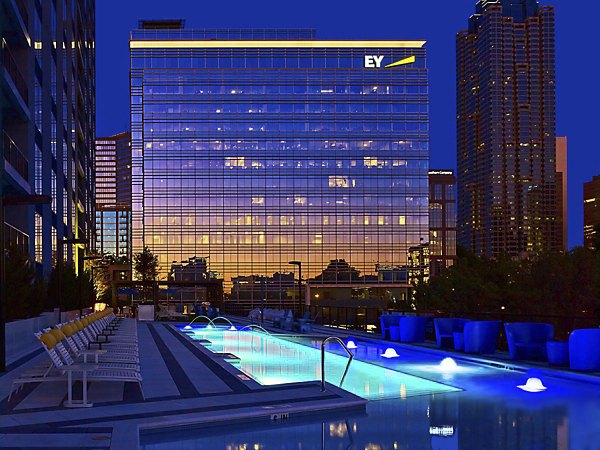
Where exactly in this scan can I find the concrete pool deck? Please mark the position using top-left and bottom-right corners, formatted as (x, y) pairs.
(0, 320), (366, 449)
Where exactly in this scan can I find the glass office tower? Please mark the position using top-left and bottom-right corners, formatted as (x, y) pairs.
(95, 132), (132, 260)
(130, 24), (429, 299)
(457, 0), (559, 257)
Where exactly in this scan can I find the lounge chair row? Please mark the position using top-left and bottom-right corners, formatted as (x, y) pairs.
(10, 308), (143, 407)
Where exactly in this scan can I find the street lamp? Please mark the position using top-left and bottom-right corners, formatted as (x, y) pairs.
(288, 260), (302, 314)
(0, 194), (51, 372)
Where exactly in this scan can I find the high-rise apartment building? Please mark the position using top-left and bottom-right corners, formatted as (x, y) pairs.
(130, 23), (430, 301)
(584, 175), (600, 250)
(556, 136), (567, 251)
(1, 0), (95, 275)
(457, 0), (560, 257)
(95, 132), (131, 260)
(429, 170), (457, 276)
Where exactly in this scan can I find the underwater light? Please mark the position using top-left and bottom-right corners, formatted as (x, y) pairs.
(517, 377), (547, 393)
(381, 348), (400, 358)
(206, 324), (213, 330)
(228, 326), (237, 331)
(346, 340), (358, 349)
(183, 325), (192, 330)
(439, 357), (458, 371)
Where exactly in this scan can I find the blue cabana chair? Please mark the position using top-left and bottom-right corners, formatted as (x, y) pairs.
(569, 329), (600, 371)
(434, 318), (471, 348)
(379, 315), (401, 339)
(463, 320), (502, 354)
(399, 316), (428, 343)
(504, 322), (554, 360)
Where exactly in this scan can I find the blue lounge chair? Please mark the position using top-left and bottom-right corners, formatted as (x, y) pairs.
(463, 321), (502, 354)
(379, 315), (401, 340)
(504, 322), (554, 360)
(434, 318), (471, 348)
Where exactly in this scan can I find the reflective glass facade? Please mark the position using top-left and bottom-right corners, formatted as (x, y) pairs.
(130, 28), (429, 295)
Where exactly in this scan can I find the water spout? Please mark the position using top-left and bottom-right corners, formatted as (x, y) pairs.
(185, 315), (213, 328)
(239, 324), (271, 334)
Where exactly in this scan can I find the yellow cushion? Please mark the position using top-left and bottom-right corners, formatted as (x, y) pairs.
(61, 324), (74, 337)
(49, 328), (65, 342)
(39, 333), (57, 349)
(74, 320), (84, 331)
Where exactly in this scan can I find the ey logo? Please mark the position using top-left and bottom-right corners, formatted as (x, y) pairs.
(363, 55), (416, 69)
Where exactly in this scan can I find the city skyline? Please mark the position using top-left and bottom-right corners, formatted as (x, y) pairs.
(97, 0), (600, 249)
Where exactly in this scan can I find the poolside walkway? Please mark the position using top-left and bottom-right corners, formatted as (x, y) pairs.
(0, 320), (366, 449)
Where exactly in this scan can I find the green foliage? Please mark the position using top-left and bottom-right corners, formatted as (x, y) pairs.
(46, 261), (97, 312)
(4, 245), (45, 321)
(414, 247), (600, 321)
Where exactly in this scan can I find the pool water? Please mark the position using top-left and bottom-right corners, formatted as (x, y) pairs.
(185, 327), (460, 400)
(144, 326), (600, 449)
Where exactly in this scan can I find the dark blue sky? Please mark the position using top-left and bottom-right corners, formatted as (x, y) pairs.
(97, 0), (599, 249)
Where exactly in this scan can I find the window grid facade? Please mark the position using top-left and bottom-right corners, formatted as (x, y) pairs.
(457, 0), (560, 258)
(130, 29), (430, 298)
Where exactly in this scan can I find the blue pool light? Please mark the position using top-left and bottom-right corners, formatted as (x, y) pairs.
(517, 377), (547, 393)
(184, 325), (192, 330)
(381, 348), (400, 358)
(439, 357), (459, 372)
(346, 340), (358, 349)
(228, 325), (237, 331)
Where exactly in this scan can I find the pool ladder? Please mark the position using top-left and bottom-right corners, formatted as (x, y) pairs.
(321, 337), (354, 392)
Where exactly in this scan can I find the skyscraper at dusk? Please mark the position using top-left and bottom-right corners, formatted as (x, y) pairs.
(584, 175), (600, 250)
(1, 0), (96, 275)
(129, 23), (429, 295)
(95, 132), (132, 260)
(456, 0), (560, 257)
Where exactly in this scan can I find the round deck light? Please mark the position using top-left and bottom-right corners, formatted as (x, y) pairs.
(381, 348), (400, 358)
(346, 340), (358, 349)
(439, 357), (458, 372)
(517, 377), (547, 393)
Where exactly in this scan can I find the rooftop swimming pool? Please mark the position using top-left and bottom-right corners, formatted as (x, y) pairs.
(183, 325), (460, 400)
(141, 325), (600, 449)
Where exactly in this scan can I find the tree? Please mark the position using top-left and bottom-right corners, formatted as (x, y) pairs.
(133, 246), (159, 281)
(4, 245), (45, 321)
(46, 261), (78, 312)
(133, 246), (159, 302)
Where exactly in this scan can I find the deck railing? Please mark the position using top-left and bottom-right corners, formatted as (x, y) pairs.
(3, 130), (29, 180)
(2, 39), (28, 104)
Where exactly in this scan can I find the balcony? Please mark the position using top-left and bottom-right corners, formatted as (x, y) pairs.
(3, 130), (29, 181)
(2, 39), (28, 105)
(15, 0), (29, 28)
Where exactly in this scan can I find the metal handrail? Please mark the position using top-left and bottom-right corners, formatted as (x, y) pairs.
(320, 336), (353, 392)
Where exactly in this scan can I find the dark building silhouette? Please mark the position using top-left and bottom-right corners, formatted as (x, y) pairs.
(584, 175), (600, 250)
(456, 0), (560, 257)
(1, 0), (96, 275)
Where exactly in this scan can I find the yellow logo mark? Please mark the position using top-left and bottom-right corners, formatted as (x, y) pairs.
(384, 56), (416, 68)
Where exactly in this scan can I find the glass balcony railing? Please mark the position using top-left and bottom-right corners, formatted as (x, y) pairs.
(2, 39), (28, 104)
(3, 130), (28, 180)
